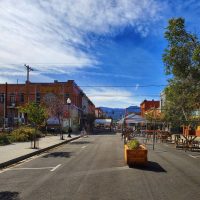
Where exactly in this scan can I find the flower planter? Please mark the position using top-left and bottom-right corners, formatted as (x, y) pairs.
(124, 144), (148, 166)
(183, 126), (196, 136)
(196, 130), (200, 137)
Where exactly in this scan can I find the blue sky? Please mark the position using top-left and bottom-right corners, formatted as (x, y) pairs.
(0, 0), (200, 108)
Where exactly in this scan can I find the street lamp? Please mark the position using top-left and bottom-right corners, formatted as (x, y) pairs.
(67, 98), (72, 137)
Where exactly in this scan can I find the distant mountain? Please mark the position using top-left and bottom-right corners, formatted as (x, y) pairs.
(100, 107), (125, 121)
(126, 106), (141, 114)
(100, 106), (141, 121)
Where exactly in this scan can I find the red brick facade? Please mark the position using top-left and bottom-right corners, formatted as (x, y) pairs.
(140, 100), (160, 117)
(95, 107), (104, 118)
(0, 80), (95, 127)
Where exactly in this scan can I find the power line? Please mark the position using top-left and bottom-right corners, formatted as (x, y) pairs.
(87, 95), (160, 97)
(79, 85), (166, 88)
(0, 82), (167, 88)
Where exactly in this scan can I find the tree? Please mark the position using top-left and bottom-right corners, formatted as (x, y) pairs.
(21, 102), (47, 148)
(162, 18), (200, 126)
(44, 94), (65, 140)
(144, 109), (163, 122)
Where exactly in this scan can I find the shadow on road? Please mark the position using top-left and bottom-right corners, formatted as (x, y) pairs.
(130, 161), (167, 173)
(0, 191), (20, 200)
(93, 130), (116, 135)
(42, 152), (72, 158)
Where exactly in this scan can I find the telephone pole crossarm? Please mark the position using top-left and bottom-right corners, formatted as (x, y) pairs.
(24, 64), (34, 83)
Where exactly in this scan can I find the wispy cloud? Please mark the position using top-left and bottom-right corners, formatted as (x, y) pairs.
(85, 87), (142, 107)
(135, 83), (140, 91)
(0, 0), (162, 83)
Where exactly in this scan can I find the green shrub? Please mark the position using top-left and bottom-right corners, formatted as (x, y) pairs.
(0, 134), (11, 145)
(127, 139), (140, 150)
(10, 127), (42, 142)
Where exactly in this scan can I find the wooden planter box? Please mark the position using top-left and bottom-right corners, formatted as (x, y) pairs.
(124, 144), (148, 166)
(183, 126), (196, 136)
(196, 130), (200, 137)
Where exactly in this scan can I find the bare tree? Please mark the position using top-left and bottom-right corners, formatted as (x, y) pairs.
(43, 94), (65, 140)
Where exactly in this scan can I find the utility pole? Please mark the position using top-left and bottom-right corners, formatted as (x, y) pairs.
(24, 64), (34, 83)
(3, 82), (8, 129)
(24, 64), (34, 103)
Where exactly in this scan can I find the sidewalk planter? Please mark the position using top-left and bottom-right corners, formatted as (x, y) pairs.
(196, 130), (200, 137)
(183, 126), (196, 136)
(124, 144), (148, 166)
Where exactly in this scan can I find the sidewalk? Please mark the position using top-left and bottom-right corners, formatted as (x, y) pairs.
(0, 134), (80, 169)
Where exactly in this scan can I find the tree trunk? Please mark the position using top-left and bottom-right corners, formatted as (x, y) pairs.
(34, 127), (37, 149)
(59, 118), (63, 140)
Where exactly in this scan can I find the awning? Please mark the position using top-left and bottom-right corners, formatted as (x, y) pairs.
(118, 114), (147, 124)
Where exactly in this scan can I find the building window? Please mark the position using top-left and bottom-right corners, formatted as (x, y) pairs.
(36, 92), (41, 103)
(19, 93), (24, 103)
(10, 93), (16, 103)
(65, 93), (70, 103)
(0, 93), (4, 103)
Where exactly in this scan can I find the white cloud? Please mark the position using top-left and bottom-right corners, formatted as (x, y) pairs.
(85, 87), (142, 107)
(0, 0), (162, 83)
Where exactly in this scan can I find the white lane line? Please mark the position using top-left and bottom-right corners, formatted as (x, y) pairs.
(0, 152), (51, 174)
(7, 167), (53, 171)
(50, 164), (61, 172)
(0, 165), (62, 173)
(81, 146), (87, 149)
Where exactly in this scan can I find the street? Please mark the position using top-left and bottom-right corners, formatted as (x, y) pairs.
(0, 132), (200, 200)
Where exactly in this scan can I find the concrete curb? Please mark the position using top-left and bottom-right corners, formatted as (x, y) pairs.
(0, 135), (81, 169)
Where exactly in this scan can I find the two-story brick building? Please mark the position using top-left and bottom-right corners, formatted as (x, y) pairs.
(0, 80), (95, 130)
(95, 107), (104, 119)
(140, 99), (160, 117)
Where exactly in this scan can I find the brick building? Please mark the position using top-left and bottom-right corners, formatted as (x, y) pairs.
(140, 100), (160, 117)
(95, 107), (104, 118)
(0, 80), (95, 130)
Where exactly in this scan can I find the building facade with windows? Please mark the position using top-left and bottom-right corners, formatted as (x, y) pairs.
(140, 99), (160, 117)
(95, 107), (104, 118)
(0, 80), (95, 129)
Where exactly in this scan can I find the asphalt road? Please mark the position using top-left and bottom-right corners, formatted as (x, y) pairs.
(0, 132), (200, 200)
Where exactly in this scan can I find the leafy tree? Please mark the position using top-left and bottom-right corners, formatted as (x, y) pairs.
(144, 109), (163, 122)
(162, 18), (200, 126)
(21, 102), (47, 148)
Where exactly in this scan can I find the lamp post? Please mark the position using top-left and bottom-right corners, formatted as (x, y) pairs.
(67, 98), (72, 137)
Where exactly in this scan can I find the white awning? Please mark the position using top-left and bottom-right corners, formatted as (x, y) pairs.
(118, 114), (147, 124)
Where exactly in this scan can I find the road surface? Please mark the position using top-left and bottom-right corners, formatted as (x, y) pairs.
(0, 132), (200, 200)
